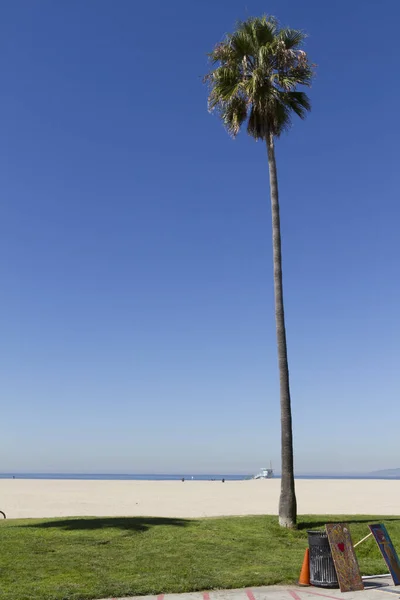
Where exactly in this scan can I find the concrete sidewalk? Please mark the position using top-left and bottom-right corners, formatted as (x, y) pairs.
(98, 577), (399, 600)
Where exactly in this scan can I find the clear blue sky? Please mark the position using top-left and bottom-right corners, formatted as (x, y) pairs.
(1, 0), (399, 475)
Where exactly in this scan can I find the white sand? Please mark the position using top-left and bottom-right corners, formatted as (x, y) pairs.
(0, 479), (399, 520)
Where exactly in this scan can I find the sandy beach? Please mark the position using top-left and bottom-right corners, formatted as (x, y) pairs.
(0, 479), (399, 520)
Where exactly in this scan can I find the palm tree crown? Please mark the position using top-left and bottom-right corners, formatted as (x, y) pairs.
(204, 15), (314, 139)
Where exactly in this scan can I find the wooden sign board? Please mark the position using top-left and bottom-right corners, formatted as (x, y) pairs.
(325, 523), (364, 592)
(369, 524), (400, 585)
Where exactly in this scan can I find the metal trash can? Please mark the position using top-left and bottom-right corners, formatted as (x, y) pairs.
(307, 530), (339, 588)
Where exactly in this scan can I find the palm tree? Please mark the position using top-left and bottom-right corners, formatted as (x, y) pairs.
(204, 15), (314, 528)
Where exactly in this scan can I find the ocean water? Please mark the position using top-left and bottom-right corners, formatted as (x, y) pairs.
(0, 473), (398, 480)
(0, 473), (246, 481)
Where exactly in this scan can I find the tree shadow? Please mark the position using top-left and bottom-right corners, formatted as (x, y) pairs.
(298, 517), (400, 531)
(21, 516), (192, 533)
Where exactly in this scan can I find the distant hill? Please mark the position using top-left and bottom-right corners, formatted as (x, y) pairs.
(370, 468), (400, 478)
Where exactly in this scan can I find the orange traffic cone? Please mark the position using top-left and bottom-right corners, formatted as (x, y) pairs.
(298, 548), (310, 586)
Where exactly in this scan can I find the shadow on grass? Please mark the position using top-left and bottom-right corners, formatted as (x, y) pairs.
(298, 517), (400, 531)
(22, 517), (192, 532)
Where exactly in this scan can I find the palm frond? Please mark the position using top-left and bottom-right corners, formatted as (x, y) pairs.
(229, 30), (255, 60)
(247, 106), (266, 140)
(209, 66), (241, 99)
(258, 44), (274, 71)
(208, 41), (234, 66)
(274, 65), (313, 91)
(277, 27), (306, 50)
(222, 96), (248, 137)
(283, 59), (314, 87)
(280, 91), (311, 119)
(270, 99), (292, 134)
(248, 96), (291, 140)
(254, 15), (278, 46)
(240, 15), (277, 48)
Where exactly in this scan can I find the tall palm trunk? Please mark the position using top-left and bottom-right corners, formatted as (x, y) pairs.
(266, 131), (297, 528)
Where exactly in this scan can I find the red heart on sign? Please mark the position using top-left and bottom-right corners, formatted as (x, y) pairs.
(338, 543), (345, 552)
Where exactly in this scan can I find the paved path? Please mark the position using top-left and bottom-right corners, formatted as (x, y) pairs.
(97, 577), (399, 600)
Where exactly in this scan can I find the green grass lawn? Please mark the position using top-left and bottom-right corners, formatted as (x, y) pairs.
(0, 515), (398, 600)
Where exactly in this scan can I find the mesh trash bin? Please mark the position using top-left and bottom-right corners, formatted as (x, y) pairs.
(307, 530), (339, 588)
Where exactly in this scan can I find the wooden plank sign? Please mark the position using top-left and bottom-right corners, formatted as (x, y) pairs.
(369, 524), (400, 585)
(325, 523), (364, 592)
